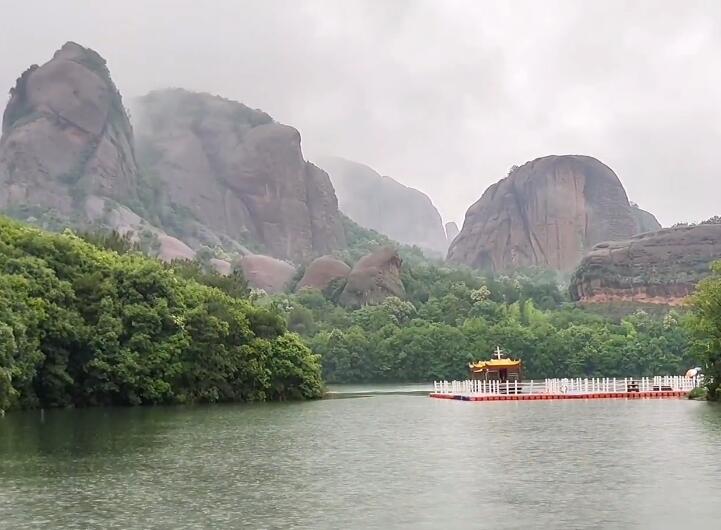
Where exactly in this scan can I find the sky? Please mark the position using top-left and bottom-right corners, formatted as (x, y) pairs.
(1, 0), (720, 228)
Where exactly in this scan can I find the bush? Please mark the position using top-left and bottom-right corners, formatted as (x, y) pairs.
(688, 387), (708, 400)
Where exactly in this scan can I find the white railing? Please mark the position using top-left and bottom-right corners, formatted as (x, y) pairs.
(432, 376), (703, 396)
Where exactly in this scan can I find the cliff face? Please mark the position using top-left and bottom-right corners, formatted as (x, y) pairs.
(0, 42), (140, 221)
(570, 223), (721, 305)
(317, 156), (448, 255)
(0, 43), (202, 262)
(133, 89), (346, 262)
(447, 155), (658, 272)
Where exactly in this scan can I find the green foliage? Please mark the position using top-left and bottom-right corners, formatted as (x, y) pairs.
(0, 216), (321, 411)
(688, 387), (708, 400)
(266, 260), (697, 384)
(686, 261), (721, 400)
(79, 230), (138, 254)
(170, 260), (250, 300)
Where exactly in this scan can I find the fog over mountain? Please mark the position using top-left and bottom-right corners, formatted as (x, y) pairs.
(2, 0), (721, 227)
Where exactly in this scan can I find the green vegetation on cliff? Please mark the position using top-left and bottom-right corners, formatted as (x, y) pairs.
(0, 217), (322, 411)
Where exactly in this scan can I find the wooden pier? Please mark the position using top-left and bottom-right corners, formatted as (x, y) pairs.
(430, 376), (701, 402)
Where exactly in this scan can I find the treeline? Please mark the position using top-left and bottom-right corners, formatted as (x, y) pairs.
(267, 265), (697, 383)
(0, 217), (322, 411)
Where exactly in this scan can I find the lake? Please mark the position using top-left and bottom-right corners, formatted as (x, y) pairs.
(2, 390), (721, 529)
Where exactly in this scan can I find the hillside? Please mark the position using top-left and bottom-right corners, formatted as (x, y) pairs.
(317, 156), (448, 255)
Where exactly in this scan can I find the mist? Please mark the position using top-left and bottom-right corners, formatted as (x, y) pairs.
(2, 0), (720, 227)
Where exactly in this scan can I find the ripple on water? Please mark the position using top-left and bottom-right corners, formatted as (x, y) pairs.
(1, 395), (721, 529)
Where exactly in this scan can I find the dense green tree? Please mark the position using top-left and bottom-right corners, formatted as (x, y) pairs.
(0, 217), (322, 411)
(687, 262), (721, 399)
(273, 259), (697, 384)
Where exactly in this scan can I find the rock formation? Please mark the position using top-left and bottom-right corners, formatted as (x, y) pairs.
(132, 89), (346, 262)
(0, 42), (202, 265)
(0, 42), (140, 224)
(317, 156), (447, 255)
(209, 257), (232, 276)
(157, 234), (195, 262)
(238, 255), (296, 293)
(447, 155), (659, 272)
(570, 223), (721, 305)
(339, 246), (405, 307)
(445, 221), (460, 244)
(297, 255), (351, 291)
(631, 205), (662, 234)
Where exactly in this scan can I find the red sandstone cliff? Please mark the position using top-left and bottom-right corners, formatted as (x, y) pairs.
(447, 155), (660, 272)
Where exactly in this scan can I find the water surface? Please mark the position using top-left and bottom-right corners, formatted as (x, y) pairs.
(2, 389), (721, 529)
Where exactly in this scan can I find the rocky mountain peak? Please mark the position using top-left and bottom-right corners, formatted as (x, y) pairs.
(447, 154), (660, 272)
(0, 41), (139, 221)
(132, 88), (346, 262)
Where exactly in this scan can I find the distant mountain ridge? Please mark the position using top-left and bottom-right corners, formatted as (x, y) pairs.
(316, 156), (448, 255)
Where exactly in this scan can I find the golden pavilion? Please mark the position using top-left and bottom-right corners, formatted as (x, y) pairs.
(468, 347), (522, 382)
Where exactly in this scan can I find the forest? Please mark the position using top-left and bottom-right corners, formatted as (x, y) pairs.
(269, 263), (699, 384)
(0, 217), (322, 411)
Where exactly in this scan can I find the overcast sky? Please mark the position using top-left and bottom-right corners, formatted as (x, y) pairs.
(2, 0), (720, 227)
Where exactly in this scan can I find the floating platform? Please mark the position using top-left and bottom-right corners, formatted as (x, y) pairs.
(429, 390), (689, 401)
(430, 376), (700, 402)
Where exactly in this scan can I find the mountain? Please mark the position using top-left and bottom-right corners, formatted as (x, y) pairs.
(132, 89), (346, 263)
(0, 42), (140, 227)
(0, 44), (347, 265)
(447, 155), (661, 272)
(570, 223), (721, 305)
(0, 42), (197, 261)
(316, 156), (448, 255)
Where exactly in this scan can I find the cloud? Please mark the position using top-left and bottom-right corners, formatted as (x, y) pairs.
(1, 0), (720, 226)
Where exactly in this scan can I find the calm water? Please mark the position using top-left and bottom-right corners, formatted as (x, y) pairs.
(2, 391), (721, 529)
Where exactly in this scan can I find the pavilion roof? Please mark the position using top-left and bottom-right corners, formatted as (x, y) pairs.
(469, 359), (522, 371)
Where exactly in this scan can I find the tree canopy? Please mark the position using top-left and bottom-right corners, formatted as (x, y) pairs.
(0, 217), (322, 411)
(687, 261), (721, 400)
(265, 263), (697, 384)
